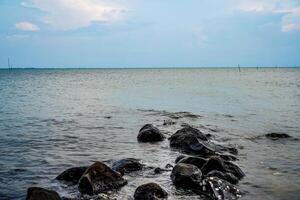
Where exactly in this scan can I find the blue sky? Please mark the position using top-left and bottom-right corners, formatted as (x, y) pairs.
(0, 0), (300, 68)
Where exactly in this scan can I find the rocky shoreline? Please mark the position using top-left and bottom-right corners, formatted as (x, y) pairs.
(26, 123), (294, 200)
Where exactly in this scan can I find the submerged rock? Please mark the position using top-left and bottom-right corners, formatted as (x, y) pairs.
(200, 177), (242, 200)
(26, 187), (61, 200)
(78, 162), (127, 195)
(112, 158), (143, 174)
(56, 167), (87, 184)
(201, 157), (245, 180)
(265, 132), (291, 140)
(137, 124), (165, 142)
(134, 182), (168, 200)
(171, 163), (202, 189)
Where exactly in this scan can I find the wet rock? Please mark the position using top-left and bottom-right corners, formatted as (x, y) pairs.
(112, 158), (143, 174)
(169, 127), (217, 156)
(26, 187), (61, 200)
(176, 156), (207, 169)
(265, 132), (291, 140)
(171, 163), (202, 188)
(175, 155), (186, 163)
(78, 162), (127, 195)
(218, 154), (238, 161)
(154, 167), (164, 174)
(206, 170), (239, 184)
(200, 177), (242, 200)
(165, 163), (173, 169)
(56, 167), (87, 184)
(134, 182), (168, 200)
(201, 157), (245, 179)
(137, 124), (165, 142)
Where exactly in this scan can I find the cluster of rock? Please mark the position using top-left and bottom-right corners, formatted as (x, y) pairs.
(26, 124), (245, 200)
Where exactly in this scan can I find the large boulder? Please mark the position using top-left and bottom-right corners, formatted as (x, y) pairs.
(112, 158), (143, 174)
(26, 187), (61, 200)
(175, 155), (207, 169)
(201, 157), (245, 180)
(134, 182), (168, 200)
(170, 163), (202, 189)
(78, 162), (127, 195)
(137, 124), (165, 143)
(169, 127), (216, 155)
(56, 166), (87, 184)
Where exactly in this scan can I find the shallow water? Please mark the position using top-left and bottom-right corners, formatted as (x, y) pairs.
(0, 68), (299, 200)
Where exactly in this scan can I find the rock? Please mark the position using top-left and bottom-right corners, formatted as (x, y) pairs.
(176, 156), (207, 169)
(218, 154), (238, 161)
(171, 163), (202, 189)
(201, 157), (245, 179)
(206, 170), (239, 184)
(26, 187), (61, 200)
(137, 124), (165, 142)
(154, 167), (163, 174)
(169, 127), (217, 155)
(134, 183), (168, 200)
(175, 155), (186, 163)
(165, 163), (173, 169)
(112, 158), (143, 174)
(265, 132), (291, 140)
(56, 167), (87, 184)
(78, 162), (127, 195)
(200, 177), (242, 200)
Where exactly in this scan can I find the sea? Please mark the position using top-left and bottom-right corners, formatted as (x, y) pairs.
(0, 68), (299, 200)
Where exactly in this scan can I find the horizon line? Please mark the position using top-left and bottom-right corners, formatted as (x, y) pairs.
(0, 66), (300, 70)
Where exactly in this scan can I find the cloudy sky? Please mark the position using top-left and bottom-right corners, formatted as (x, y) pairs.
(0, 0), (300, 68)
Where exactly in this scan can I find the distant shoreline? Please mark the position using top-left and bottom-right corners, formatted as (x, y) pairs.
(0, 66), (299, 70)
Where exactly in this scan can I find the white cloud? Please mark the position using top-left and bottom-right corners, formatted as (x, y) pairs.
(15, 21), (40, 31)
(22, 0), (126, 31)
(235, 0), (300, 32)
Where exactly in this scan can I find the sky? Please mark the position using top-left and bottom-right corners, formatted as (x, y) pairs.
(0, 0), (300, 68)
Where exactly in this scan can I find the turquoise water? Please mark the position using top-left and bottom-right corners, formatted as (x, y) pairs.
(0, 68), (299, 199)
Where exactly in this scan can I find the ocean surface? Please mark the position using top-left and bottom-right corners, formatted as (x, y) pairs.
(0, 68), (299, 200)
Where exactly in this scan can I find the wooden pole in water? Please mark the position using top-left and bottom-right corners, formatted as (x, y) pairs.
(8, 57), (11, 70)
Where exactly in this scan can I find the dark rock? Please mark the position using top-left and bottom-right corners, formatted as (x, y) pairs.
(169, 127), (218, 156)
(112, 158), (143, 174)
(218, 154), (238, 161)
(154, 167), (163, 174)
(176, 156), (207, 169)
(56, 167), (87, 184)
(265, 132), (291, 140)
(26, 187), (61, 200)
(134, 182), (168, 200)
(175, 155), (186, 163)
(171, 163), (202, 188)
(137, 124), (165, 142)
(165, 163), (173, 169)
(200, 177), (242, 200)
(78, 162), (127, 195)
(201, 157), (245, 179)
(206, 170), (239, 184)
